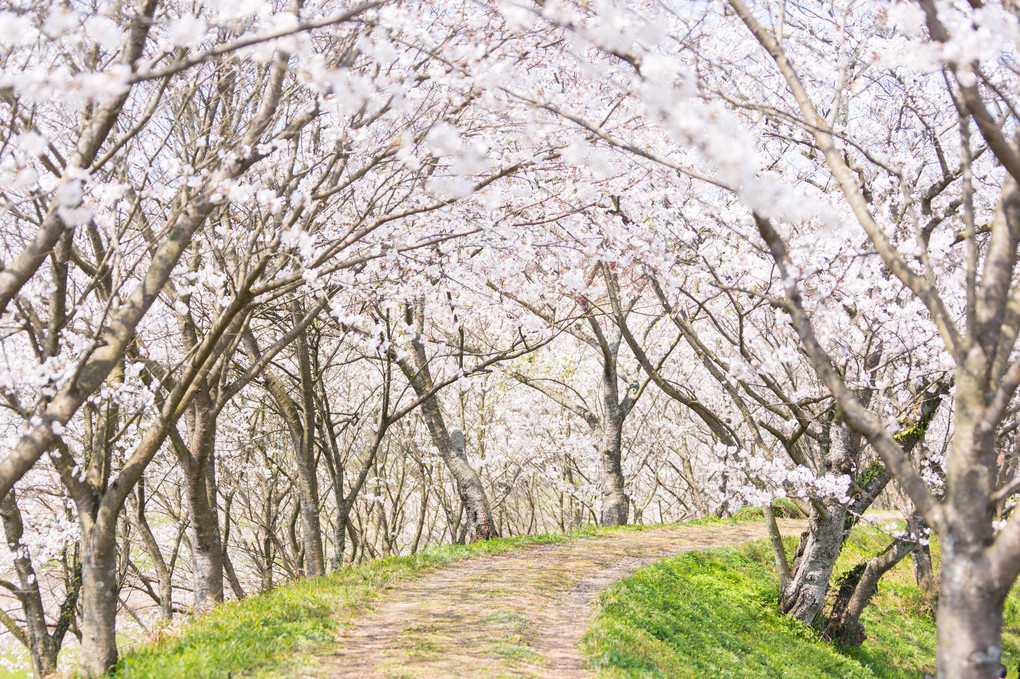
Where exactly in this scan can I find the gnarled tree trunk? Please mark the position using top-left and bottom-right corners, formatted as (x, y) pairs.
(781, 499), (846, 624)
(825, 537), (915, 645)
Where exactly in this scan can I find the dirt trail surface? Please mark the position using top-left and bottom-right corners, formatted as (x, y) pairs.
(303, 519), (807, 678)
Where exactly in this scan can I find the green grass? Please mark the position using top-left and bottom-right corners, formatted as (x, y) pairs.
(582, 528), (1020, 679)
(105, 517), (764, 679)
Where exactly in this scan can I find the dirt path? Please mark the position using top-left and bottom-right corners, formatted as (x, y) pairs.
(303, 519), (806, 679)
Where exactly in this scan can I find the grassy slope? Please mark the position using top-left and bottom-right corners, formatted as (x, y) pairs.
(105, 518), (748, 678)
(582, 528), (1020, 679)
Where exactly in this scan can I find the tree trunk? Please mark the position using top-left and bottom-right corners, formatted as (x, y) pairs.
(223, 551), (246, 601)
(179, 397), (224, 611)
(591, 318), (633, 527)
(186, 461), (223, 611)
(825, 538), (915, 646)
(597, 415), (628, 526)
(79, 523), (119, 676)
(512, 310), (637, 528)
(786, 381), (946, 629)
(333, 501), (349, 570)
(219, 493), (245, 600)
(323, 427), (348, 570)
(443, 426), (498, 541)
(783, 404), (874, 625)
(933, 365), (1007, 679)
(911, 511), (938, 610)
(0, 492), (58, 677)
(244, 324), (325, 577)
(398, 340), (498, 542)
(936, 546), (1007, 679)
(293, 308), (325, 576)
(781, 500), (846, 624)
(914, 542), (937, 590)
(764, 504), (792, 592)
(130, 482), (173, 621)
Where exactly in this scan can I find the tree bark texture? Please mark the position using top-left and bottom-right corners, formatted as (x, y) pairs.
(78, 524), (118, 676)
(935, 366), (1009, 679)
(589, 316), (632, 527)
(597, 411), (628, 527)
(781, 499), (846, 624)
(937, 545), (1007, 679)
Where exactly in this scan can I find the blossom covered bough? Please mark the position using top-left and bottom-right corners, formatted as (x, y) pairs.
(0, 1), (1017, 678)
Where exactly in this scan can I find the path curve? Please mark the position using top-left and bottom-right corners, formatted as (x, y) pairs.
(306, 519), (807, 678)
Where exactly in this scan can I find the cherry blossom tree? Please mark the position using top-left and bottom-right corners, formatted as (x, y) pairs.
(502, 0), (1020, 676)
(0, 1), (1016, 677)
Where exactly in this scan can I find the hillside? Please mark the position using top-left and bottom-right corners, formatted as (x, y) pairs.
(108, 518), (800, 678)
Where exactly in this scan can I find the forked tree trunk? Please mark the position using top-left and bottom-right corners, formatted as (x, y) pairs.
(320, 413), (350, 571)
(293, 310), (326, 576)
(825, 537), (915, 645)
(76, 401), (122, 676)
(831, 389), (946, 633)
(327, 427), (388, 569)
(512, 306), (638, 528)
(590, 318), (634, 527)
(781, 421), (858, 624)
(782, 363), (886, 625)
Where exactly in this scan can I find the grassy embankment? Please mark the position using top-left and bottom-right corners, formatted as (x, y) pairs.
(100, 515), (750, 678)
(583, 527), (1020, 678)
